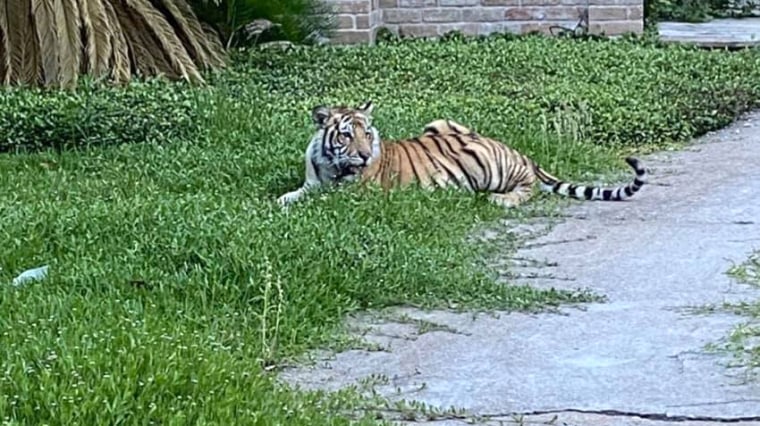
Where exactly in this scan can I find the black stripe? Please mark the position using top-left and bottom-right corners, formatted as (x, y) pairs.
(439, 134), (460, 154)
(398, 143), (424, 183)
(418, 141), (460, 188)
(498, 148), (513, 193)
(513, 166), (531, 192)
(483, 140), (504, 191)
(424, 125), (440, 135)
(624, 186), (634, 197)
(452, 134), (489, 187)
(426, 136), (464, 186)
(584, 186), (594, 199)
(634, 177), (645, 187)
(461, 146), (489, 189)
(447, 120), (462, 134)
(602, 189), (613, 201)
(428, 135), (450, 156)
(432, 137), (478, 190)
(321, 128), (331, 158)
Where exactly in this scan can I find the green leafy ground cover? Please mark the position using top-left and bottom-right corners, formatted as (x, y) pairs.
(2, 34), (760, 424)
(714, 252), (760, 381)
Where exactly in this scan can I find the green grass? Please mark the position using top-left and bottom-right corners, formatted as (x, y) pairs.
(3, 33), (760, 424)
(719, 252), (760, 380)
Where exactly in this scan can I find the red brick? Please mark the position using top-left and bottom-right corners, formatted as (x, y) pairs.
(384, 8), (422, 23)
(334, 0), (371, 14)
(589, 0), (641, 4)
(398, 0), (436, 7)
(521, 0), (561, 5)
(477, 21), (523, 34)
(438, 23), (480, 35)
(439, 0), (480, 5)
(505, 6), (580, 20)
(463, 7), (507, 21)
(331, 30), (373, 44)
(589, 20), (643, 35)
(355, 14), (370, 28)
(627, 5), (643, 19)
(336, 14), (355, 29)
(398, 23), (440, 37)
(480, 0), (519, 5)
(589, 6), (627, 20)
(520, 22), (554, 34)
(423, 8), (464, 22)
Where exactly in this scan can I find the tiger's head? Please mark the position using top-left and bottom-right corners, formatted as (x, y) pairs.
(310, 100), (381, 170)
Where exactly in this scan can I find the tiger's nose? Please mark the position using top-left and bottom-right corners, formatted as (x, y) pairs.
(359, 151), (371, 164)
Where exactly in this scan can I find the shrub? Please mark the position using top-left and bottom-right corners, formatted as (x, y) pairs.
(647, 0), (760, 23)
(0, 79), (207, 153)
(188, 0), (336, 48)
(226, 34), (760, 148)
(5, 34), (760, 154)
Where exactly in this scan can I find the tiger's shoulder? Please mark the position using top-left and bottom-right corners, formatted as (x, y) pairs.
(421, 119), (478, 137)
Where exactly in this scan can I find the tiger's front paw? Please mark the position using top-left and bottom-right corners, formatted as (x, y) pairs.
(277, 191), (301, 208)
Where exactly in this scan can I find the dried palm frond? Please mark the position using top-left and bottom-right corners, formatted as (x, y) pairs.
(8, 1), (26, 82)
(21, 0), (40, 84)
(170, 0), (225, 68)
(103, 0), (131, 83)
(154, 0), (209, 67)
(56, 0), (83, 87)
(0, 0), (227, 88)
(115, 0), (173, 78)
(33, 0), (60, 86)
(79, 0), (112, 78)
(124, 0), (201, 81)
(0, 2), (11, 85)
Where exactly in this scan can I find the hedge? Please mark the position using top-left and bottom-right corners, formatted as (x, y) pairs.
(0, 80), (206, 153)
(2, 33), (760, 153)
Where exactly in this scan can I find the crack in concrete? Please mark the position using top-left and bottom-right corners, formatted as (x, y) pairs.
(667, 399), (760, 408)
(376, 407), (760, 424)
(520, 235), (596, 249)
(511, 408), (760, 423)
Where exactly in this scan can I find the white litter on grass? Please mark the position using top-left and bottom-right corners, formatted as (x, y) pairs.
(12, 265), (49, 287)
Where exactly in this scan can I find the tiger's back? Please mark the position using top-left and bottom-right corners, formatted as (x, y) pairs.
(360, 125), (537, 195)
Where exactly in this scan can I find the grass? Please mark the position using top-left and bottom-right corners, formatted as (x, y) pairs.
(3, 33), (760, 423)
(718, 252), (760, 380)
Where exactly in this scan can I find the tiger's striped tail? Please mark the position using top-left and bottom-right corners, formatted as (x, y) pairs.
(534, 157), (648, 201)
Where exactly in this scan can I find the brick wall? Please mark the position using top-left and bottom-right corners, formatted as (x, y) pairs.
(327, 0), (644, 44)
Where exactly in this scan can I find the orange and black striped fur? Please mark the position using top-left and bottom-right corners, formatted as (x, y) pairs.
(277, 101), (647, 207)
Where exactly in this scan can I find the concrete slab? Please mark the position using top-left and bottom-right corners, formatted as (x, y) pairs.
(659, 18), (760, 48)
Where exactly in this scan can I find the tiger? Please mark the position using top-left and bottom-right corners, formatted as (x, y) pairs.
(276, 100), (647, 208)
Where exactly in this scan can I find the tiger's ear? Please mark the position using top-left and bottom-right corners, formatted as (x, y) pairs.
(356, 100), (374, 116)
(311, 105), (330, 128)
